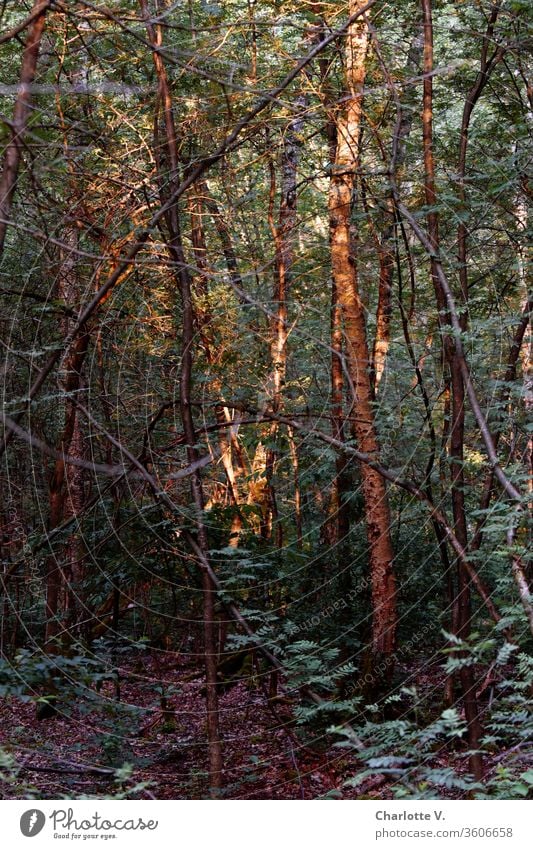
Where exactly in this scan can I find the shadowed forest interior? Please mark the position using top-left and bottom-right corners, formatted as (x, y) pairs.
(0, 0), (531, 800)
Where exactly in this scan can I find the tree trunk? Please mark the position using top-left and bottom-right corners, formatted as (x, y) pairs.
(421, 0), (483, 780)
(329, 1), (397, 659)
(45, 139), (89, 648)
(187, 186), (244, 545)
(371, 24), (423, 390)
(0, 0), (48, 257)
(249, 89), (306, 546)
(327, 275), (351, 550)
(45, 311), (89, 648)
(140, 0), (222, 791)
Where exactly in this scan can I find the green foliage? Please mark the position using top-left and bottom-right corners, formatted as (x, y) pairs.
(337, 652), (533, 799)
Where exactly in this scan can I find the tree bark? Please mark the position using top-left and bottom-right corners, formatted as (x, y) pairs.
(249, 89), (306, 546)
(140, 0), (222, 791)
(371, 25), (424, 390)
(421, 0), (483, 780)
(186, 185), (244, 544)
(329, 1), (396, 659)
(0, 0), (48, 257)
(327, 275), (351, 550)
(45, 320), (89, 647)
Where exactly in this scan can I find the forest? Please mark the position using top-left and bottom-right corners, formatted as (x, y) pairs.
(0, 0), (531, 801)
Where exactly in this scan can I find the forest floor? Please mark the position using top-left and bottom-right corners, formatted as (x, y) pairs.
(0, 652), (486, 799)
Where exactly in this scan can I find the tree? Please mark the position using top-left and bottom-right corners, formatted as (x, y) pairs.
(0, 0), (531, 799)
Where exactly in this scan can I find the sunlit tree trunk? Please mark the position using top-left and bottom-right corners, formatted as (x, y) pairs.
(187, 187), (243, 544)
(316, 22), (352, 553)
(371, 233), (394, 391)
(250, 91), (306, 546)
(371, 24), (423, 390)
(195, 176), (251, 509)
(329, 1), (397, 659)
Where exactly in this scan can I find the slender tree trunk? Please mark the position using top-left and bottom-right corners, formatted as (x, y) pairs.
(140, 0), (222, 790)
(196, 178), (246, 299)
(371, 234), (394, 390)
(247, 0), (258, 83)
(187, 186), (244, 544)
(514, 190), (532, 513)
(269, 93), (306, 414)
(469, 293), (532, 554)
(421, 0), (483, 779)
(371, 25), (423, 390)
(45, 314), (89, 647)
(457, 4), (502, 308)
(57, 223), (86, 630)
(249, 90), (306, 546)
(317, 23), (352, 554)
(192, 176), (251, 525)
(327, 276), (351, 549)
(44, 40), (95, 646)
(268, 96), (305, 545)
(329, 1), (397, 659)
(0, 0), (48, 257)
(287, 426), (303, 548)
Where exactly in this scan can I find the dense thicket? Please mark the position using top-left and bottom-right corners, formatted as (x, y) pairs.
(0, 0), (531, 799)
